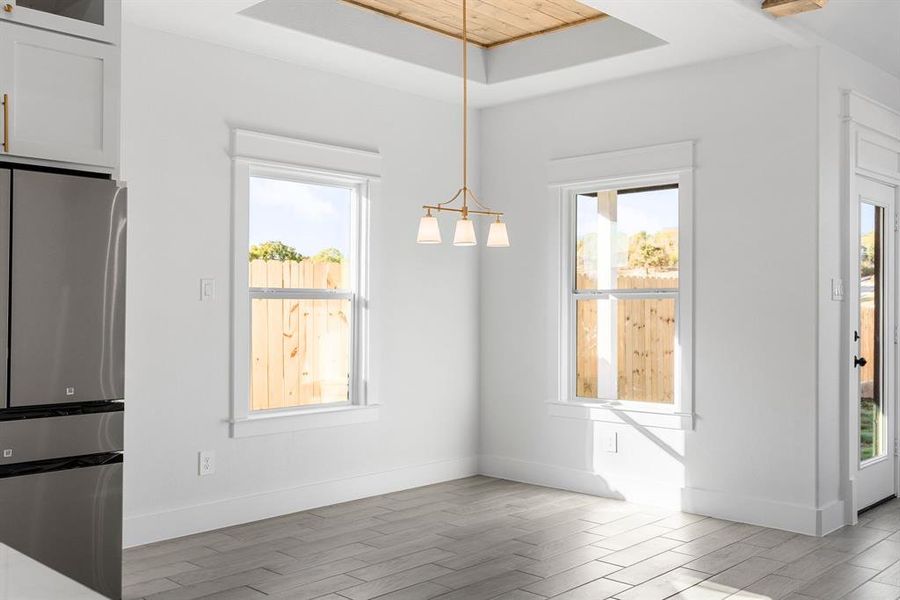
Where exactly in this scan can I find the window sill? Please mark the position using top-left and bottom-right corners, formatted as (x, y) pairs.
(548, 401), (693, 430)
(230, 405), (380, 438)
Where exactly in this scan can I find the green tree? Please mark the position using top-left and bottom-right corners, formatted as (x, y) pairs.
(628, 230), (675, 275)
(861, 232), (876, 277)
(249, 241), (304, 262)
(312, 247), (344, 263)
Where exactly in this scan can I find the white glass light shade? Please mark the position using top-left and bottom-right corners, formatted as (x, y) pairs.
(416, 215), (442, 244)
(453, 218), (477, 246)
(486, 220), (510, 247)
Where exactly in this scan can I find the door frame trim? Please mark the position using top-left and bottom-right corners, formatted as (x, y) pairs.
(850, 175), (897, 512)
(844, 91), (900, 522)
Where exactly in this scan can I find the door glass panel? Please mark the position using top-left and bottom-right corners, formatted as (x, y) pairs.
(16, 0), (104, 25)
(860, 202), (884, 463)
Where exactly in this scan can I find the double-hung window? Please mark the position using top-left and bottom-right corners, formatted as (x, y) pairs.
(231, 130), (377, 437)
(552, 144), (694, 429)
(573, 184), (680, 405)
(248, 174), (359, 411)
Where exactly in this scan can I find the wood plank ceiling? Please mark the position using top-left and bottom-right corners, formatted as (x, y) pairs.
(341, 0), (607, 48)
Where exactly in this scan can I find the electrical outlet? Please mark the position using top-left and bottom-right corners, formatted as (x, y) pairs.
(198, 450), (215, 476)
(603, 431), (618, 453)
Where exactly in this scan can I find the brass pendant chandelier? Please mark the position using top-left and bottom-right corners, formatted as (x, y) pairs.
(416, 0), (509, 248)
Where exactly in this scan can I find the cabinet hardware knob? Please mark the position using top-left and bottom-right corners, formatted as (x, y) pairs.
(854, 355), (868, 368)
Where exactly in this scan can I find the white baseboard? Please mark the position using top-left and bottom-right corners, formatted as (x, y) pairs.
(681, 486), (819, 536)
(817, 499), (846, 536)
(479, 454), (684, 508)
(124, 456), (479, 547)
(126, 454), (847, 547)
(480, 454), (840, 536)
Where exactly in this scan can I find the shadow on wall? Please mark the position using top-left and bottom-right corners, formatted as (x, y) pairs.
(584, 412), (686, 509)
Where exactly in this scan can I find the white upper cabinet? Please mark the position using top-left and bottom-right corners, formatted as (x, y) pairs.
(0, 22), (119, 167)
(0, 0), (119, 44)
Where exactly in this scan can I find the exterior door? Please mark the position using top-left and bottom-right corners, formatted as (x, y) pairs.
(855, 176), (897, 511)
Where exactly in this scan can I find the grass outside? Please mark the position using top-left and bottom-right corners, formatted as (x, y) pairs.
(861, 397), (879, 462)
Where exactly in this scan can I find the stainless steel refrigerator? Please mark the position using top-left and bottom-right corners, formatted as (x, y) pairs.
(0, 167), (126, 599)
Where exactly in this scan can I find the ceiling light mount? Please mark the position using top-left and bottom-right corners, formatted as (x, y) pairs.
(416, 0), (509, 248)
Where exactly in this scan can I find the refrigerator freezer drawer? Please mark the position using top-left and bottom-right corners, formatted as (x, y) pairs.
(0, 407), (123, 466)
(9, 169), (126, 408)
(0, 457), (122, 599)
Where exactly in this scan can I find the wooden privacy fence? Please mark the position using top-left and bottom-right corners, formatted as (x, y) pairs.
(576, 272), (677, 403)
(250, 259), (351, 411)
(860, 301), (875, 398)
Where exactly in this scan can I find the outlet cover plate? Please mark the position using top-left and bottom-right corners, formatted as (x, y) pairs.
(199, 450), (215, 476)
(603, 431), (618, 453)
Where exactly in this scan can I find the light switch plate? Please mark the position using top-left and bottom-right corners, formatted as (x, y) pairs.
(200, 278), (215, 302)
(832, 278), (844, 301)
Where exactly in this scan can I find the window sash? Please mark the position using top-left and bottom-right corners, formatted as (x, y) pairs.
(567, 185), (682, 409)
(573, 290), (678, 300)
(250, 288), (353, 301)
(571, 292), (679, 404)
(246, 174), (363, 414)
(248, 293), (357, 412)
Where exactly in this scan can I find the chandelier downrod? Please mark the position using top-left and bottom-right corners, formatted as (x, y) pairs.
(415, 0), (509, 247)
(462, 0), (468, 210)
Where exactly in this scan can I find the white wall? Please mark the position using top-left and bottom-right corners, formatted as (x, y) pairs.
(122, 25), (481, 547)
(815, 44), (900, 528)
(121, 21), (900, 545)
(478, 47), (825, 533)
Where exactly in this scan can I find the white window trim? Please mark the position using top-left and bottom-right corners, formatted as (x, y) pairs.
(549, 141), (694, 430)
(229, 129), (380, 438)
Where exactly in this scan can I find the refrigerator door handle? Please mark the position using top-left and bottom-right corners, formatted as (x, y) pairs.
(0, 169), (8, 409)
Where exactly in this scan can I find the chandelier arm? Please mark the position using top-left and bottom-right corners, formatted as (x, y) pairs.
(465, 187), (499, 214)
(435, 187), (465, 207)
(422, 204), (503, 217)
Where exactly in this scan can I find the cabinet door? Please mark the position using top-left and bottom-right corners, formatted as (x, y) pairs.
(0, 23), (119, 167)
(0, 0), (119, 44)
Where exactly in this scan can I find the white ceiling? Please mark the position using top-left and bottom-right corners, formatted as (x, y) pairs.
(123, 0), (893, 107)
(793, 0), (900, 78)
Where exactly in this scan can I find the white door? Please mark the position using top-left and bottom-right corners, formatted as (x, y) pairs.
(0, 21), (118, 168)
(855, 176), (898, 511)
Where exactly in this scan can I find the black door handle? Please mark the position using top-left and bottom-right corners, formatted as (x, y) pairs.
(855, 355), (868, 368)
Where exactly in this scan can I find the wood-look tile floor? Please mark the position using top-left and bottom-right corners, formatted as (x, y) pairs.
(124, 477), (900, 600)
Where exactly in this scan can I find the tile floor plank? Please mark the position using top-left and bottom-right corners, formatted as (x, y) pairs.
(120, 478), (900, 600)
(522, 560), (621, 597)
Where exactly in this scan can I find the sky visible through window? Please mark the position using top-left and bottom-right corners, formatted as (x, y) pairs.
(249, 176), (351, 258)
(576, 187), (678, 239)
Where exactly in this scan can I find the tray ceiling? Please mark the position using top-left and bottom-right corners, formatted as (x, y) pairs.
(341, 0), (606, 47)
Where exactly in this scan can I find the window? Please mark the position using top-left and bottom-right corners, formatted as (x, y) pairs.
(231, 129), (378, 437)
(550, 142), (692, 428)
(248, 176), (356, 411)
(573, 185), (679, 404)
